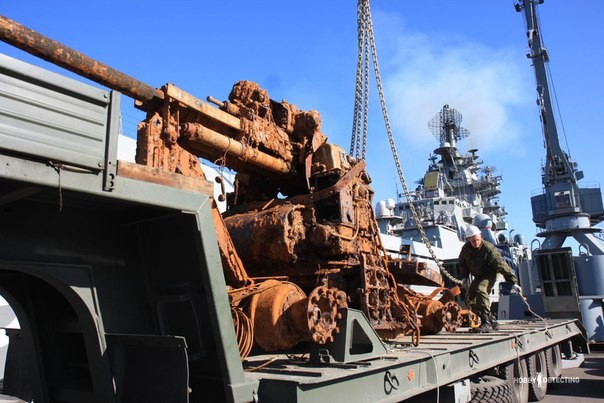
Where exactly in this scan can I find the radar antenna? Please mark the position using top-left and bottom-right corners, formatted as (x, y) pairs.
(428, 104), (470, 149)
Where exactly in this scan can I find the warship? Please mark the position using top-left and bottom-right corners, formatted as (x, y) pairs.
(374, 0), (604, 339)
(375, 104), (536, 312)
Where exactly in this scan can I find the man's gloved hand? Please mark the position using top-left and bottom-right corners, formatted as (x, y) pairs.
(512, 284), (522, 294)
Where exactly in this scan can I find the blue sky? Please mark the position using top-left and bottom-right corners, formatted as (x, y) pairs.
(1, 1), (602, 245)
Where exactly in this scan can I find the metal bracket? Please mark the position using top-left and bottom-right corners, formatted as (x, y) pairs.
(310, 308), (387, 364)
(103, 90), (121, 191)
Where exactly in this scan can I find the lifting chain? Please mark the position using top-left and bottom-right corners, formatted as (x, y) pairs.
(350, 0), (370, 160)
(352, 0), (462, 285)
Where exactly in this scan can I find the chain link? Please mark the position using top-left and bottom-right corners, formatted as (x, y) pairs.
(350, 0), (364, 158)
(353, 0), (462, 285)
(362, 26), (369, 161)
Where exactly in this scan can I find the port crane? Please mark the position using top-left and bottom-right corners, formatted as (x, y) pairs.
(516, 0), (604, 343)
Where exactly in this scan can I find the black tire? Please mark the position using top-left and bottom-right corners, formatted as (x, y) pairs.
(503, 357), (530, 403)
(545, 344), (562, 388)
(527, 350), (548, 401)
(470, 375), (513, 403)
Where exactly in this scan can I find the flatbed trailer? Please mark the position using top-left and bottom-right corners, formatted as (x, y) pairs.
(0, 41), (588, 403)
(244, 319), (584, 402)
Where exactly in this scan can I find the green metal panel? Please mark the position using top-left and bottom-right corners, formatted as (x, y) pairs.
(191, 203), (259, 402)
(0, 53), (113, 171)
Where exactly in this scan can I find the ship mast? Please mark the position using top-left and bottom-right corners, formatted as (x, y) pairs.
(428, 104), (469, 150)
(516, 0), (604, 253)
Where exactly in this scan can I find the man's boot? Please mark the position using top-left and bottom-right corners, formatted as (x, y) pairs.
(471, 314), (493, 333)
(488, 314), (500, 331)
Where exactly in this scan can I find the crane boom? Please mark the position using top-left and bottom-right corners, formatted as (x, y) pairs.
(515, 0), (604, 251)
(518, 0), (575, 186)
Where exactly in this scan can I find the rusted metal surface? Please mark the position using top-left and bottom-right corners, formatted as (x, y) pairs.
(166, 77), (463, 348)
(306, 286), (348, 344)
(220, 129), (421, 343)
(246, 280), (308, 351)
(398, 286), (463, 335)
(460, 308), (480, 329)
(230, 281), (349, 352)
(212, 207), (253, 288)
(116, 161), (213, 195)
(136, 103), (207, 179)
(224, 203), (309, 265)
(226, 81), (295, 164)
(438, 286), (461, 304)
(180, 122), (291, 175)
(232, 307), (253, 359)
(388, 257), (444, 287)
(442, 301), (463, 332)
(166, 84), (241, 131)
(416, 299), (445, 335)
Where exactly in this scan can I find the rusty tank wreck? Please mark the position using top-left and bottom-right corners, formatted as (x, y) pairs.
(0, 15), (464, 360)
(136, 78), (465, 355)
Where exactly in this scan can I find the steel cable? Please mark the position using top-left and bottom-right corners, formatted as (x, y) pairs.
(353, 0), (462, 285)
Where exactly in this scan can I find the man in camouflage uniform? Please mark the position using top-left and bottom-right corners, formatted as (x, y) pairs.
(458, 225), (521, 332)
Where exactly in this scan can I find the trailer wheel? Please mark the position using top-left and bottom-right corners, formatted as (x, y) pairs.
(527, 350), (548, 401)
(545, 344), (562, 387)
(470, 375), (512, 402)
(503, 357), (529, 403)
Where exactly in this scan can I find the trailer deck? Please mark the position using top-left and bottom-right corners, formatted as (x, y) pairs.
(245, 319), (585, 402)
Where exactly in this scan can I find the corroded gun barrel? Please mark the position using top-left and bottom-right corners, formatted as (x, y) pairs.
(0, 15), (162, 103)
(180, 122), (290, 175)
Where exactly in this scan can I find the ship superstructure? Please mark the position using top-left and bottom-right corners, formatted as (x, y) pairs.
(376, 105), (534, 306)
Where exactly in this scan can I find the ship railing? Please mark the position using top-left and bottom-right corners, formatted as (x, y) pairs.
(531, 181), (602, 197)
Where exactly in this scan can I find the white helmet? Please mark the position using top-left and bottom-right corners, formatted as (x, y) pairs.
(465, 224), (481, 239)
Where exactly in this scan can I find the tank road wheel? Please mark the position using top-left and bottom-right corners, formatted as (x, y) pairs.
(470, 375), (513, 402)
(442, 301), (463, 332)
(527, 350), (548, 401)
(306, 286), (348, 344)
(545, 344), (562, 387)
(503, 357), (529, 403)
